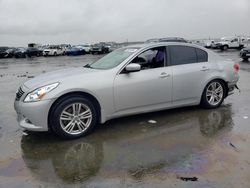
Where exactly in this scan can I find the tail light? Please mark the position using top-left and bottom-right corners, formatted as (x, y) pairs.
(234, 63), (239, 72)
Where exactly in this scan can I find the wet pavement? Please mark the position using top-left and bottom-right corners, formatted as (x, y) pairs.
(0, 50), (250, 188)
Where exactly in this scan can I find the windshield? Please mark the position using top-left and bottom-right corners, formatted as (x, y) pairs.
(89, 48), (139, 70)
(221, 37), (233, 41)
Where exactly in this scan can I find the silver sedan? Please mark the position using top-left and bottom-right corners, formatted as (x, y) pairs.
(14, 42), (239, 139)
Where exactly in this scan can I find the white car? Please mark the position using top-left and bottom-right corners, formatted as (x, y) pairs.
(43, 46), (65, 56)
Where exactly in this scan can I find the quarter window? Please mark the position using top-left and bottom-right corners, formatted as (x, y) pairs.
(196, 48), (208, 62)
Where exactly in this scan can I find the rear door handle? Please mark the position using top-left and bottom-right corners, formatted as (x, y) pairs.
(200, 66), (210, 72)
(159, 72), (170, 78)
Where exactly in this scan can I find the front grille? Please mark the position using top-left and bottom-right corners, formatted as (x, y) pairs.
(16, 87), (25, 101)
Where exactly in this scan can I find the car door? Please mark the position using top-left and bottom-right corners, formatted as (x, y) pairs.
(114, 46), (172, 113)
(169, 45), (210, 105)
(230, 38), (239, 48)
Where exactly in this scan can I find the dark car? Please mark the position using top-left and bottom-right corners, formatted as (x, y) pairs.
(90, 43), (110, 54)
(65, 46), (86, 56)
(14, 48), (27, 58)
(0, 47), (10, 58)
(4, 48), (17, 58)
(14, 47), (43, 58)
(240, 47), (250, 61)
(158, 37), (188, 43)
(146, 37), (187, 43)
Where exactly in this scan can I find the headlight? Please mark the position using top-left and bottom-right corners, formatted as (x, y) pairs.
(24, 83), (59, 102)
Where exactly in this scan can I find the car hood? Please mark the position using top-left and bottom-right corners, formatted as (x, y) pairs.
(243, 47), (250, 51)
(217, 41), (229, 45)
(23, 67), (98, 89)
(66, 48), (79, 52)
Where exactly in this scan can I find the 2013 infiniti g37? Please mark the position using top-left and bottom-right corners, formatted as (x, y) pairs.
(14, 42), (239, 139)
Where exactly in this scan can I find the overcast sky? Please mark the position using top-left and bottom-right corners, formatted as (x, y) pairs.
(0, 0), (249, 46)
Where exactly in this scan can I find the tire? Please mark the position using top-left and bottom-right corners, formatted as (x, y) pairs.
(49, 96), (98, 139)
(82, 50), (86, 55)
(54, 52), (57, 56)
(200, 80), (226, 109)
(243, 57), (249, 61)
(223, 45), (228, 51)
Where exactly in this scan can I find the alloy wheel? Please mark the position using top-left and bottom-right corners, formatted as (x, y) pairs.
(206, 82), (224, 106)
(59, 103), (92, 135)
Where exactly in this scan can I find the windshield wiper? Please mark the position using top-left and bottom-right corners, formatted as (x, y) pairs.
(84, 64), (92, 68)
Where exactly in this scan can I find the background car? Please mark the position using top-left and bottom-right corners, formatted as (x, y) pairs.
(216, 36), (246, 51)
(65, 46), (86, 56)
(146, 37), (187, 43)
(0, 47), (9, 58)
(204, 39), (220, 49)
(0, 47), (17, 58)
(14, 47), (27, 58)
(14, 47), (43, 58)
(240, 47), (250, 61)
(77, 44), (91, 53)
(43, 45), (65, 56)
(90, 43), (110, 54)
(158, 37), (187, 43)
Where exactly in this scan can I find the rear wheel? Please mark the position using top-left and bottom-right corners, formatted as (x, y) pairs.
(49, 96), (97, 139)
(200, 80), (226, 109)
(222, 45), (228, 51)
(220, 45), (228, 51)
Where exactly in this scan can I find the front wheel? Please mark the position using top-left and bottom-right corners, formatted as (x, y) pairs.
(200, 80), (226, 109)
(49, 96), (98, 139)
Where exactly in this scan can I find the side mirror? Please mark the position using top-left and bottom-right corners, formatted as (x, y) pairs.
(125, 63), (141, 72)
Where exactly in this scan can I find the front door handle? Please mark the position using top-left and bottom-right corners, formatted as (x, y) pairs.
(159, 72), (170, 78)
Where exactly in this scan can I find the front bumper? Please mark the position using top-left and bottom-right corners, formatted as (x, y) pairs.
(91, 48), (102, 52)
(240, 51), (250, 58)
(14, 98), (54, 132)
(43, 51), (53, 56)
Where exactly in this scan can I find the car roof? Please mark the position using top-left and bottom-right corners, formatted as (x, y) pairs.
(125, 42), (205, 50)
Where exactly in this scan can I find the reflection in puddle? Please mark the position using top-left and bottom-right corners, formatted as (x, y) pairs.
(20, 105), (233, 184)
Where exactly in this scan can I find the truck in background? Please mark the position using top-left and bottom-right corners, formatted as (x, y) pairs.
(216, 36), (248, 51)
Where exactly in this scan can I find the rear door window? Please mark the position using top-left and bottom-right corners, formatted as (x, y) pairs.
(169, 46), (208, 65)
(169, 46), (197, 65)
